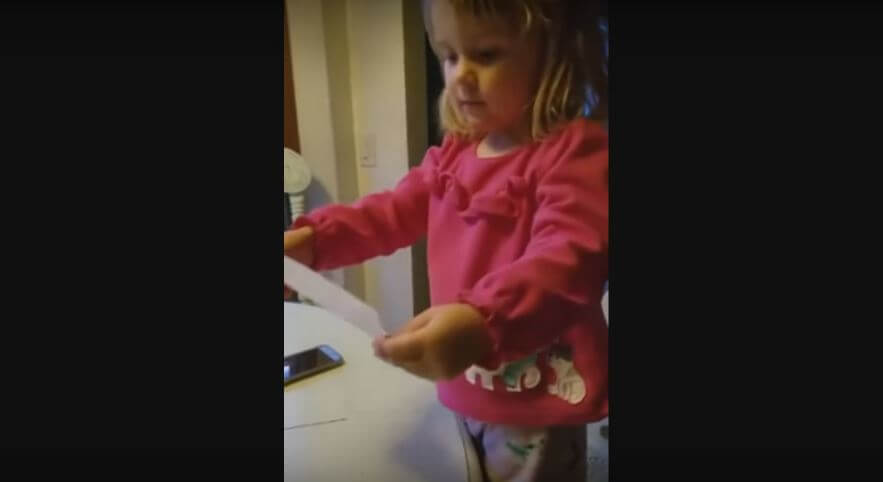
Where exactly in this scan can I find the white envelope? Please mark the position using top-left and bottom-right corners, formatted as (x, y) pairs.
(283, 256), (387, 338)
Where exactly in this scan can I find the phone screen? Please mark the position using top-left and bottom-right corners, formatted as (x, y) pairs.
(283, 345), (342, 385)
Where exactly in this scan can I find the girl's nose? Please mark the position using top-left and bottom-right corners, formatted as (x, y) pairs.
(453, 59), (477, 88)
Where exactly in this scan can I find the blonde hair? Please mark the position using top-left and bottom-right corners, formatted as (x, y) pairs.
(422, 0), (607, 141)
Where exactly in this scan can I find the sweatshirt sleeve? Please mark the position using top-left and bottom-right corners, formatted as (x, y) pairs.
(291, 139), (448, 271)
(458, 124), (609, 362)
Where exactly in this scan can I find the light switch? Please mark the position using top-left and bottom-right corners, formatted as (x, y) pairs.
(359, 132), (376, 168)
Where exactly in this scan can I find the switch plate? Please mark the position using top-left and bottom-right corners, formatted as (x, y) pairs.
(359, 132), (376, 168)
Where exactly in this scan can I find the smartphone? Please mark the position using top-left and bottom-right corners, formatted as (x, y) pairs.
(283, 344), (344, 385)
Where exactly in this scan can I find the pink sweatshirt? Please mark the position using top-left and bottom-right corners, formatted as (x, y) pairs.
(294, 118), (608, 426)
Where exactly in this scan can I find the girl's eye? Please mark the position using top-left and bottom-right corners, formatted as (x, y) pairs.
(474, 49), (501, 63)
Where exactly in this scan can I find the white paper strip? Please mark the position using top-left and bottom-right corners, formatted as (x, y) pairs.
(284, 256), (386, 338)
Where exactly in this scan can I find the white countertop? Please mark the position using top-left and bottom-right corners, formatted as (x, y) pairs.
(283, 302), (479, 482)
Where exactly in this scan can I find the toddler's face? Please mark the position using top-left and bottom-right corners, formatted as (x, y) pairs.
(429, 0), (543, 139)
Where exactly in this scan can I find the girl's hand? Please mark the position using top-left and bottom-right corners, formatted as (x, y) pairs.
(372, 303), (493, 381)
(283, 226), (315, 300)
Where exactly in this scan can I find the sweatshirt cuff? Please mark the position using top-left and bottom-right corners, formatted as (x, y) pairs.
(290, 215), (322, 270)
(458, 289), (514, 369)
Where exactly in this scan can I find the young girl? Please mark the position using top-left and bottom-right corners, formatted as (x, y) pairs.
(284, 0), (607, 479)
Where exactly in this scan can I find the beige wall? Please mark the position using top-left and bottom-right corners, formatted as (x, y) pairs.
(286, 0), (429, 329)
(286, 0), (345, 288)
(320, 0), (366, 300)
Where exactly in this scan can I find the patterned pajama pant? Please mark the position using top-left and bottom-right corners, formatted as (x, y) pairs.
(460, 416), (588, 482)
